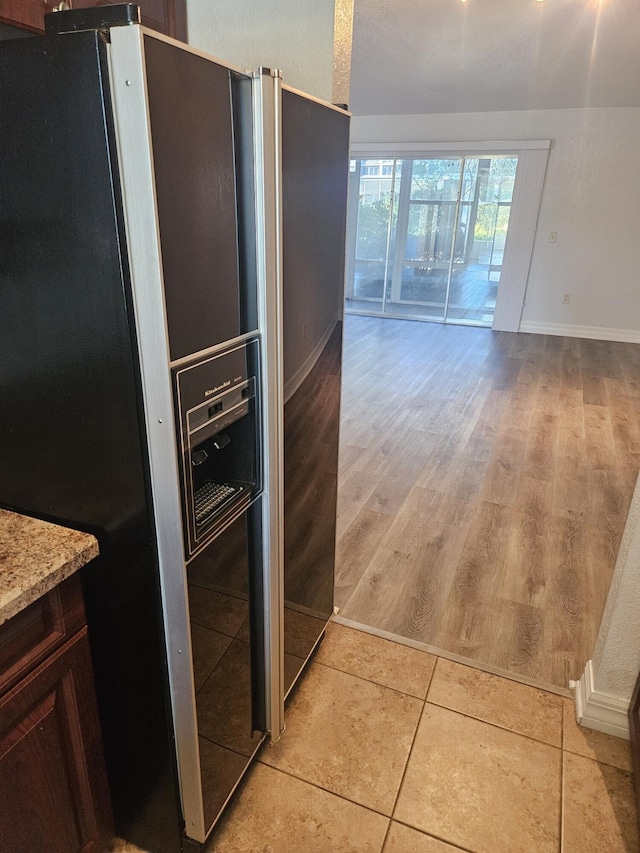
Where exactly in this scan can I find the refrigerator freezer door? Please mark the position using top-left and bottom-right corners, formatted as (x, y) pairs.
(144, 35), (257, 362)
(109, 26), (266, 845)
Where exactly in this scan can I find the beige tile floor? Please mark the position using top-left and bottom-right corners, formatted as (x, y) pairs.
(112, 622), (639, 853)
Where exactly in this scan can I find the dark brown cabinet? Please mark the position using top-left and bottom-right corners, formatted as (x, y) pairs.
(0, 0), (65, 33)
(0, 575), (112, 853)
(0, 0), (187, 40)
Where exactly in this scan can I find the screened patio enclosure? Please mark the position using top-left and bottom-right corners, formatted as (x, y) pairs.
(345, 155), (518, 327)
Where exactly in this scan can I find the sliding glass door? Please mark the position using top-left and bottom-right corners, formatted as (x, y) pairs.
(345, 155), (517, 327)
(347, 158), (398, 313)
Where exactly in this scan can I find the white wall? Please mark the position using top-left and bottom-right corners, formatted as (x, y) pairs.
(186, 0), (336, 101)
(592, 476), (640, 701)
(352, 107), (640, 340)
(573, 474), (640, 737)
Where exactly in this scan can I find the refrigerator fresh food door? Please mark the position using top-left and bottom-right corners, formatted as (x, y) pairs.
(280, 88), (351, 693)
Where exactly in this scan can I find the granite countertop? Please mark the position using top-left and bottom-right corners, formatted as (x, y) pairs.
(0, 508), (99, 626)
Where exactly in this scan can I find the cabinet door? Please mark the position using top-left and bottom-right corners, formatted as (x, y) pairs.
(0, 0), (66, 33)
(0, 0), (187, 40)
(80, 0), (187, 40)
(136, 0), (187, 40)
(0, 628), (112, 853)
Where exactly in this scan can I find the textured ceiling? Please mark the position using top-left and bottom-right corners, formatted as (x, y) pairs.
(350, 0), (640, 115)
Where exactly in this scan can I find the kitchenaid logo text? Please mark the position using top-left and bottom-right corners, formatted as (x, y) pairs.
(205, 380), (231, 397)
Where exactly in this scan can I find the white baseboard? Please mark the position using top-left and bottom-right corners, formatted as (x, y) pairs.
(518, 320), (640, 344)
(573, 660), (630, 740)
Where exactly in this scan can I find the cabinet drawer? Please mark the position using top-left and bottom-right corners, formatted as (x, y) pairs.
(0, 573), (85, 697)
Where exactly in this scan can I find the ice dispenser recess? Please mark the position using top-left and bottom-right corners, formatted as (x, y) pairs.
(174, 340), (260, 558)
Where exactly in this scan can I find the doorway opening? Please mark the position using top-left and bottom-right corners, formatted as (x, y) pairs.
(345, 155), (517, 327)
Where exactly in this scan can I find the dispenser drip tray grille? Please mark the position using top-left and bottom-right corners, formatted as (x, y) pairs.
(195, 481), (243, 525)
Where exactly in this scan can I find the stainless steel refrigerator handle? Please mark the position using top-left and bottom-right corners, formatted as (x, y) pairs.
(252, 67), (286, 744)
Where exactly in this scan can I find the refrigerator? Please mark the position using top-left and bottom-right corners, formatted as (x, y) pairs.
(0, 9), (349, 852)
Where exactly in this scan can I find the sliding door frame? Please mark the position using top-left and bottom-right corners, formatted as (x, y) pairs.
(348, 140), (550, 332)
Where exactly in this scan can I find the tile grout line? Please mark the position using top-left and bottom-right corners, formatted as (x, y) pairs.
(312, 645), (568, 752)
(324, 619), (630, 773)
(253, 759), (394, 822)
(381, 656), (479, 853)
(316, 635), (634, 768)
(424, 654), (440, 703)
(425, 695), (563, 750)
(257, 653), (439, 846)
(380, 697), (425, 850)
(390, 817), (477, 853)
(381, 656), (441, 849)
(325, 620), (571, 711)
(264, 636), (632, 849)
(425, 652), (564, 750)
(311, 656), (430, 701)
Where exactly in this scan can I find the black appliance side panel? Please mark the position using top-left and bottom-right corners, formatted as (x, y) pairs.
(0, 34), (145, 536)
(281, 92), (350, 689)
(0, 33), (182, 853)
(144, 36), (243, 361)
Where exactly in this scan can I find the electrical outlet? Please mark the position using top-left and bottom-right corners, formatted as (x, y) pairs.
(562, 293), (571, 304)
(548, 231), (557, 243)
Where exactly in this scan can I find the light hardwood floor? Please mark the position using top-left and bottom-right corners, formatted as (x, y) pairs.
(335, 315), (640, 688)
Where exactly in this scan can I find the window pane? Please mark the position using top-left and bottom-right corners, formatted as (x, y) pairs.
(407, 201), (456, 263)
(406, 204), (438, 261)
(410, 159), (462, 201)
(353, 260), (387, 302)
(355, 159), (397, 262)
(482, 157), (517, 203)
(399, 265), (446, 321)
(460, 158), (479, 203)
(346, 159), (401, 314)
